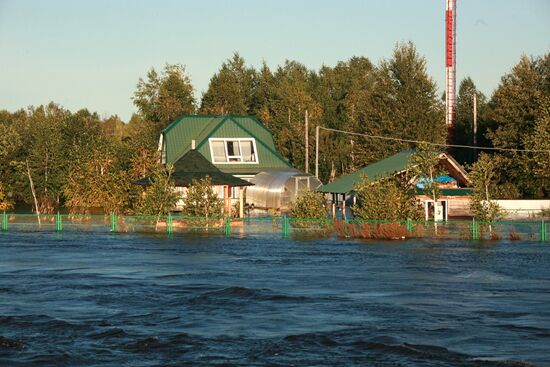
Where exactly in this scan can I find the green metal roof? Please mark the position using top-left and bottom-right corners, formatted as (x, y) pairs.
(162, 115), (291, 173)
(318, 151), (414, 194)
(136, 150), (253, 187)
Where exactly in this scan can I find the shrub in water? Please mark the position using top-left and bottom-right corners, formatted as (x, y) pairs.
(353, 176), (421, 221)
(182, 176), (223, 218)
(289, 190), (327, 229)
(509, 230), (522, 241)
(373, 222), (407, 240)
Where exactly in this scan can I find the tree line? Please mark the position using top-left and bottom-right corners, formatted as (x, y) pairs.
(0, 42), (548, 214)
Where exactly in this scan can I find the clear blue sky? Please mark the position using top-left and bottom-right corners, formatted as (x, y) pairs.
(0, 0), (548, 121)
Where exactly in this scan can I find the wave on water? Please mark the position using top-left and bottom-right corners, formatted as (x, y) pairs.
(1, 234), (548, 366)
(189, 286), (309, 304)
(0, 315), (539, 367)
(454, 270), (514, 282)
(249, 330), (531, 367)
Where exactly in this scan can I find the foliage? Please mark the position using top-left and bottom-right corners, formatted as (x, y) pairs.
(468, 153), (504, 223)
(353, 175), (420, 221)
(15, 103), (71, 213)
(133, 63), (196, 127)
(485, 53), (550, 198)
(356, 42), (446, 165)
(200, 53), (255, 115)
(0, 182), (14, 211)
(124, 114), (160, 180)
(522, 100), (550, 197)
(63, 140), (131, 215)
(0, 122), (22, 160)
(452, 77), (489, 165)
(1, 48), (548, 216)
(133, 164), (180, 218)
(289, 190), (327, 219)
(101, 115), (126, 139)
(181, 176), (224, 218)
(253, 60), (321, 173)
(0, 120), (22, 205)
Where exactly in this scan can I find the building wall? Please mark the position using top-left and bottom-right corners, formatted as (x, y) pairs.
(447, 197), (473, 217)
(495, 200), (550, 218)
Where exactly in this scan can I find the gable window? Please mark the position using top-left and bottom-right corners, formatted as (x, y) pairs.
(209, 138), (258, 164)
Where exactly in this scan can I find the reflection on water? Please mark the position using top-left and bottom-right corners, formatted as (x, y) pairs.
(1, 232), (549, 366)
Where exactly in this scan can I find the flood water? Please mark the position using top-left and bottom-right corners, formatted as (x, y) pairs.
(1, 232), (549, 366)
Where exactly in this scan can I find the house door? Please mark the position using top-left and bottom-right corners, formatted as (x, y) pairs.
(425, 200), (448, 221)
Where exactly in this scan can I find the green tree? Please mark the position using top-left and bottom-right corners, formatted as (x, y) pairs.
(249, 61), (275, 123)
(101, 115), (126, 139)
(486, 53), (549, 197)
(453, 77), (489, 165)
(181, 176), (223, 218)
(356, 42), (446, 165)
(134, 164), (180, 224)
(316, 57), (375, 132)
(133, 63), (196, 127)
(289, 190), (327, 219)
(469, 153), (503, 224)
(314, 57), (376, 180)
(200, 53), (255, 115)
(410, 143), (445, 221)
(64, 139), (131, 215)
(124, 113), (160, 180)
(522, 100), (550, 197)
(267, 60), (321, 172)
(353, 176), (420, 221)
(0, 119), (22, 205)
(17, 103), (70, 213)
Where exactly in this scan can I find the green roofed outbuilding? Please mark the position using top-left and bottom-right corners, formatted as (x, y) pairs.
(318, 150), (473, 220)
(318, 151), (414, 194)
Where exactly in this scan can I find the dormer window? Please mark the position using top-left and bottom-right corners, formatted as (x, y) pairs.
(209, 138), (258, 164)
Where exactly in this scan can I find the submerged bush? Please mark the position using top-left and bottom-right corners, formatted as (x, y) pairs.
(289, 190), (328, 231)
(182, 176), (223, 218)
(353, 175), (421, 221)
(289, 190), (327, 220)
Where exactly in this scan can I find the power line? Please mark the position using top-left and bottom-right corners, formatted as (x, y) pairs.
(317, 126), (550, 154)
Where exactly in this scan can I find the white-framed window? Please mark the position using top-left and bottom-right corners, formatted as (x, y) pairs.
(209, 138), (258, 164)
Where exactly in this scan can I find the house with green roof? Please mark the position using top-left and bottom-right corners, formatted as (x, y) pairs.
(318, 150), (473, 220)
(158, 115), (321, 211)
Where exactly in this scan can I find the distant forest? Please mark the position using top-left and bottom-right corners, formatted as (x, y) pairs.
(0, 42), (548, 214)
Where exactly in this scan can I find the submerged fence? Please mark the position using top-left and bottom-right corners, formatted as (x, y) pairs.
(1, 212), (548, 242)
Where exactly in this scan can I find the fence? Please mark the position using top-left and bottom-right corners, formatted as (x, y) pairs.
(1, 212), (548, 242)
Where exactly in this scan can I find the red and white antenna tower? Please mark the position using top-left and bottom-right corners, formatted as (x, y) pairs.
(445, 0), (457, 126)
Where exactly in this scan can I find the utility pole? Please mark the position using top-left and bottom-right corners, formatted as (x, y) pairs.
(315, 125), (320, 178)
(305, 109), (309, 173)
(473, 92), (477, 161)
(350, 139), (355, 171)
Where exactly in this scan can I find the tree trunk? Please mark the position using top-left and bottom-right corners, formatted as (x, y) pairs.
(485, 182), (493, 233)
(26, 160), (41, 226)
(431, 168), (438, 234)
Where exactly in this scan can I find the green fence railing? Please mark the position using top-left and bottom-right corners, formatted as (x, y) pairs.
(0, 212), (548, 242)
